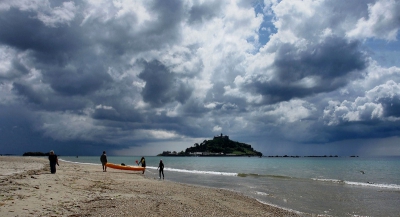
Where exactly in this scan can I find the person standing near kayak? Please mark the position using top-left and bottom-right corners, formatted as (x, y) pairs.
(100, 151), (107, 172)
(139, 157), (146, 174)
(157, 159), (164, 179)
(48, 150), (59, 174)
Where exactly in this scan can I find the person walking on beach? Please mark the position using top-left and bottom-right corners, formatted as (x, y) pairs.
(100, 151), (107, 172)
(48, 150), (59, 174)
(139, 157), (146, 174)
(157, 159), (164, 179)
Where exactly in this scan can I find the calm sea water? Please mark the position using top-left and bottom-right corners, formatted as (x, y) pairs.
(59, 156), (400, 217)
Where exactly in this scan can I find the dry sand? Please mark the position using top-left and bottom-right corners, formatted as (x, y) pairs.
(0, 156), (307, 217)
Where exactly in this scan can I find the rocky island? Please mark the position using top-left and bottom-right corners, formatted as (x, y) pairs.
(158, 134), (263, 157)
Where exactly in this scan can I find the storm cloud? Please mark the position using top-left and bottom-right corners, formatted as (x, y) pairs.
(1, 0), (400, 156)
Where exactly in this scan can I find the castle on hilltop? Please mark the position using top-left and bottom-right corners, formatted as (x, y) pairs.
(214, 133), (229, 140)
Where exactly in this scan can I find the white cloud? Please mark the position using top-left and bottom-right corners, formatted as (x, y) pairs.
(213, 125), (222, 132)
(95, 104), (113, 110)
(0, 46), (18, 78)
(134, 129), (182, 140)
(347, 0), (400, 41)
(323, 80), (400, 125)
(37, 1), (77, 27)
(204, 102), (218, 109)
(264, 99), (316, 124)
(0, 0), (77, 27)
(0, 0), (46, 11)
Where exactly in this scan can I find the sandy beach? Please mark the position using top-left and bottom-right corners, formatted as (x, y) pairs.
(0, 156), (305, 217)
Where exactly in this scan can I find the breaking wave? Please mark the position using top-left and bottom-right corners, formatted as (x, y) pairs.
(312, 178), (400, 190)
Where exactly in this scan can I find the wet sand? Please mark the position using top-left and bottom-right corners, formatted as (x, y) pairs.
(0, 156), (306, 216)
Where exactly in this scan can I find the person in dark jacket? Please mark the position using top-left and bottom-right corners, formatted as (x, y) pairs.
(157, 159), (164, 179)
(48, 150), (59, 174)
(139, 157), (146, 174)
(100, 151), (107, 172)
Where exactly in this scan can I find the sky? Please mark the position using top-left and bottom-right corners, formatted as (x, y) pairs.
(1, 0), (400, 157)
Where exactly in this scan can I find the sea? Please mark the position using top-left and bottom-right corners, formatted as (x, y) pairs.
(59, 156), (400, 217)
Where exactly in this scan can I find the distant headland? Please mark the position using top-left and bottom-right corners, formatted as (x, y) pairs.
(158, 134), (263, 157)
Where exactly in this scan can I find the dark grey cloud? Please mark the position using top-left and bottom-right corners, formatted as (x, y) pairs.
(188, 1), (223, 24)
(381, 96), (400, 117)
(0, 8), (82, 54)
(139, 60), (193, 107)
(244, 37), (367, 104)
(275, 37), (365, 82)
(12, 82), (44, 105)
(321, 120), (400, 145)
(0, 7), (108, 98)
(44, 62), (111, 96)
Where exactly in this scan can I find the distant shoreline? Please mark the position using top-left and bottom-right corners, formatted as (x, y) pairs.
(157, 154), (262, 157)
(157, 154), (359, 158)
